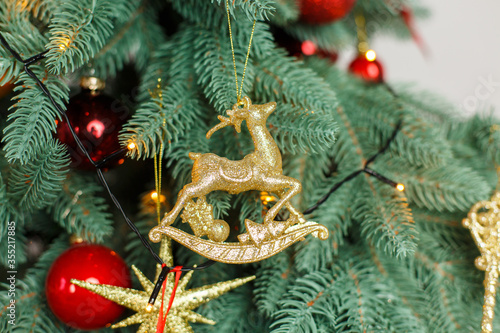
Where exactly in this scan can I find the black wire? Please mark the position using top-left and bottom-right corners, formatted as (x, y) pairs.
(0, 35), (220, 306)
(303, 121), (403, 215)
(303, 170), (363, 215)
(95, 147), (128, 168)
(363, 167), (397, 187)
(383, 82), (399, 99)
(364, 119), (402, 166)
(0, 34), (23, 62)
(1, 33), (401, 305)
(147, 260), (217, 305)
(148, 266), (170, 305)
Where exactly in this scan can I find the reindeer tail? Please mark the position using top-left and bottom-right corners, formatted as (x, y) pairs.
(189, 152), (202, 160)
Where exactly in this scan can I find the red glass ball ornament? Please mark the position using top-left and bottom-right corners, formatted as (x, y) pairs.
(299, 0), (357, 25)
(56, 78), (130, 170)
(348, 55), (384, 83)
(45, 243), (131, 330)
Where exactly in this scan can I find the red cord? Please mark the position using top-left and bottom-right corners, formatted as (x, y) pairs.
(156, 266), (183, 333)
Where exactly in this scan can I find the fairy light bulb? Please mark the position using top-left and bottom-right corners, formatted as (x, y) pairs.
(145, 303), (153, 312)
(58, 38), (70, 51)
(396, 183), (405, 192)
(151, 191), (158, 200)
(365, 49), (376, 62)
(127, 142), (136, 150)
(260, 192), (276, 205)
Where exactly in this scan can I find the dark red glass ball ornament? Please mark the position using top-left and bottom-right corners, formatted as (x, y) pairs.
(56, 78), (130, 170)
(299, 0), (357, 25)
(348, 55), (384, 83)
(45, 243), (131, 330)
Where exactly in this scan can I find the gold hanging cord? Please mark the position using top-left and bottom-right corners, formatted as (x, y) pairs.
(151, 78), (164, 225)
(225, 0), (257, 102)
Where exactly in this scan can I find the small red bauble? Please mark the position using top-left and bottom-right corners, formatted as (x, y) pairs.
(299, 0), (357, 24)
(45, 243), (132, 330)
(348, 54), (384, 83)
(56, 77), (130, 170)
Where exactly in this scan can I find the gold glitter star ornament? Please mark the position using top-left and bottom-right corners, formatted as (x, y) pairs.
(463, 191), (500, 333)
(149, 97), (329, 264)
(72, 265), (255, 332)
(72, 238), (255, 332)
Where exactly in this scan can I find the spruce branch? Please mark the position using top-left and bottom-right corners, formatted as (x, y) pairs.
(168, 119), (210, 187)
(49, 174), (113, 242)
(0, 175), (16, 234)
(0, 2), (47, 85)
(294, 180), (354, 271)
(91, 2), (166, 77)
(0, 236), (68, 332)
(194, 25), (253, 114)
(254, 252), (293, 316)
(402, 163), (491, 212)
(2, 65), (69, 164)
(353, 180), (418, 258)
(8, 139), (69, 211)
(171, 0), (275, 26)
(271, 269), (338, 333)
(121, 83), (203, 159)
(270, 0), (299, 26)
(268, 102), (337, 153)
(44, 0), (115, 74)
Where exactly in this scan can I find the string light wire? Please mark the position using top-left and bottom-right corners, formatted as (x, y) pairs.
(304, 120), (404, 215)
(0, 31), (401, 305)
(0, 34), (217, 284)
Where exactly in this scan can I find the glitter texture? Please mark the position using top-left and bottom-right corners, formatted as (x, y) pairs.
(463, 191), (500, 333)
(149, 97), (329, 263)
(72, 239), (255, 332)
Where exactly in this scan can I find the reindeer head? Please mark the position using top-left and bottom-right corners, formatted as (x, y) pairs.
(206, 97), (276, 139)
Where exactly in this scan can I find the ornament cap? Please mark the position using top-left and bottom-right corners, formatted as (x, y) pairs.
(69, 234), (85, 245)
(80, 76), (105, 92)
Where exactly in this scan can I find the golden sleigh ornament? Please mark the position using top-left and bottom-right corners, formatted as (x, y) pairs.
(149, 97), (329, 264)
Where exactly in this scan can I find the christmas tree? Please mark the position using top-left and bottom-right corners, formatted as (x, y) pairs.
(1, 0), (499, 332)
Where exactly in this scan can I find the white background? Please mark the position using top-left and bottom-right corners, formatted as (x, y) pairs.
(339, 0), (500, 118)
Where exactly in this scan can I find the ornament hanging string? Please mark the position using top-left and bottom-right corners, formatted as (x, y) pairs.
(0, 27), (402, 299)
(225, 0), (256, 102)
(150, 78), (165, 224)
(154, 142), (164, 224)
(0, 34), (163, 265)
(156, 265), (183, 333)
(0, 34), (217, 278)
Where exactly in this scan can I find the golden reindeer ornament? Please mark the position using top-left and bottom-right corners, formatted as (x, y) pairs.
(149, 97), (328, 264)
(463, 191), (500, 333)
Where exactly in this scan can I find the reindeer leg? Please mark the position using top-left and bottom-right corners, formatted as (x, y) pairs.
(277, 189), (307, 224)
(264, 176), (302, 226)
(150, 181), (213, 242)
(161, 181), (212, 226)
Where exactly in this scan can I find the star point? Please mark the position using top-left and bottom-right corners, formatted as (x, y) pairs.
(71, 238), (254, 332)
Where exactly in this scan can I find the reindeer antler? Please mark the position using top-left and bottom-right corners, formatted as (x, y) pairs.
(206, 115), (233, 139)
(206, 98), (251, 139)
